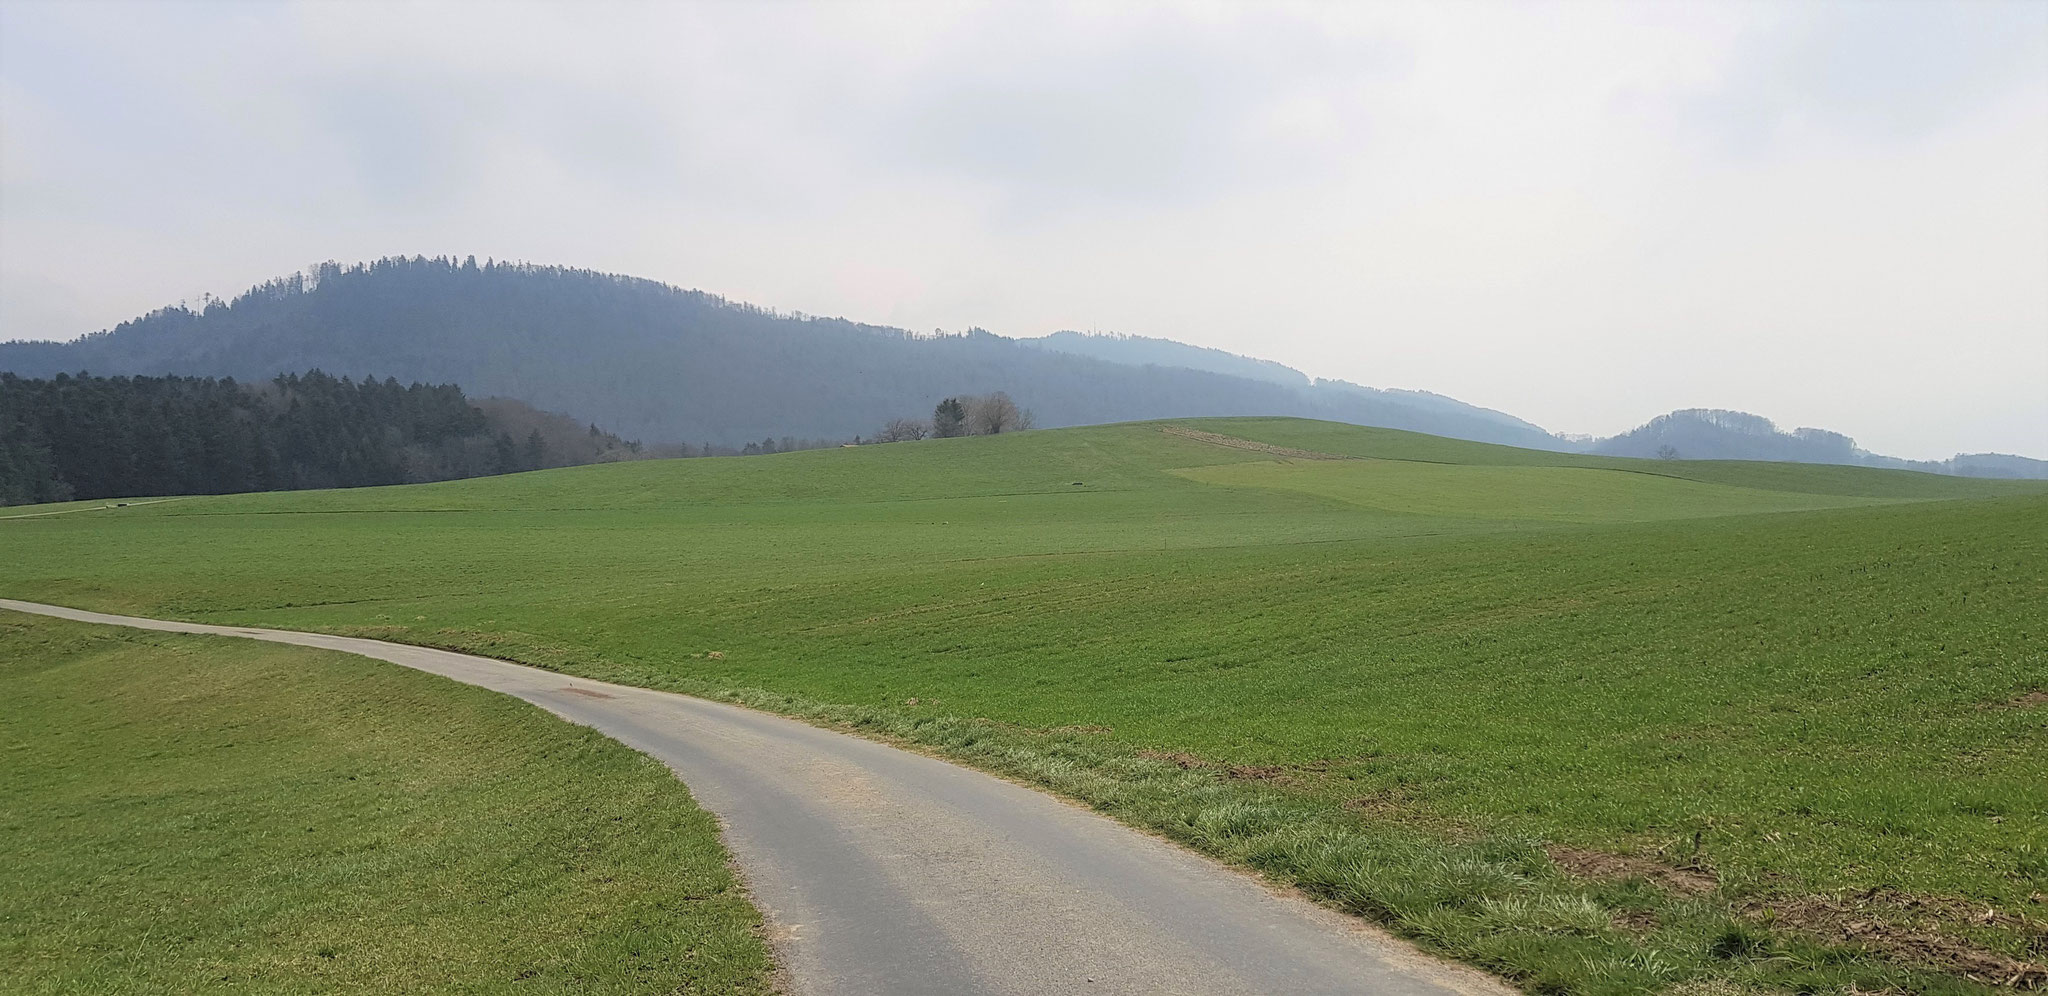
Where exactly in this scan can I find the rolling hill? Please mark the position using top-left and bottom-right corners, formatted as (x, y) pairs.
(4, 418), (2041, 993)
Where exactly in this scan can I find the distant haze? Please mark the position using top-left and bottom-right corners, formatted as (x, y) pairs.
(2, 0), (2043, 460)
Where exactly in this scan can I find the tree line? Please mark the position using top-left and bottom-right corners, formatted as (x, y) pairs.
(872, 393), (1034, 442)
(0, 371), (643, 506)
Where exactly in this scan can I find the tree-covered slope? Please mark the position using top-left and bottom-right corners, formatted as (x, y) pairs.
(0, 370), (640, 505)
(1019, 330), (1313, 387)
(0, 256), (1565, 450)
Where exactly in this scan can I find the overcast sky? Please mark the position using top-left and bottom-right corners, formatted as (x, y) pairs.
(3, 0), (2043, 459)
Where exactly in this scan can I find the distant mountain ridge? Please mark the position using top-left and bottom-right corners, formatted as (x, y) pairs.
(1020, 330), (1309, 387)
(1019, 331), (1554, 441)
(0, 257), (1565, 451)
(3, 255), (2038, 478)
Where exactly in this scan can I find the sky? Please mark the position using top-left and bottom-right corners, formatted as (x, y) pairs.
(2, 0), (2044, 460)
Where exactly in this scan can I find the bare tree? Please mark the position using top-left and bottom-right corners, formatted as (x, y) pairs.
(878, 417), (929, 442)
(965, 392), (1031, 435)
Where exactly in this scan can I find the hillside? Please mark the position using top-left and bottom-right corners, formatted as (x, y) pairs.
(0, 257), (1564, 451)
(4, 418), (2042, 993)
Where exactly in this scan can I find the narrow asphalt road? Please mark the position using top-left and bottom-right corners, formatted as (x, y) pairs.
(2, 598), (1510, 996)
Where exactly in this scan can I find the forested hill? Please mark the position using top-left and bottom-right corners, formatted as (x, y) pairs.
(1019, 330), (1311, 387)
(0, 371), (642, 506)
(1593, 409), (2048, 479)
(0, 257), (1562, 450)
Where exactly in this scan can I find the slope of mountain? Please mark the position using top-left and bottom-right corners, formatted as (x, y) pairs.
(1019, 331), (1553, 442)
(1019, 330), (1310, 387)
(1317, 379), (1553, 439)
(0, 257), (1566, 451)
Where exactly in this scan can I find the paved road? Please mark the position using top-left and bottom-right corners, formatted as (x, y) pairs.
(1, 598), (1509, 996)
(0, 497), (185, 519)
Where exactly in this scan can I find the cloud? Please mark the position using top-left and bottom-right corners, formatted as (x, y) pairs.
(1675, 0), (2048, 154)
(1, 0), (2042, 460)
(872, 7), (1399, 212)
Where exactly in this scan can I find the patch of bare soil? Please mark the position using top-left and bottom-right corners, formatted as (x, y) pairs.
(1989, 690), (2048, 710)
(1141, 749), (1206, 769)
(1342, 791), (1405, 816)
(1745, 889), (2047, 989)
(1225, 764), (1293, 784)
(1159, 425), (1353, 461)
(1546, 845), (1719, 896)
(1138, 749), (1300, 785)
(1612, 908), (1661, 934)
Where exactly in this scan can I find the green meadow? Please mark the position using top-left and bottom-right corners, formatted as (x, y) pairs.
(3, 417), (2043, 994)
(0, 614), (772, 995)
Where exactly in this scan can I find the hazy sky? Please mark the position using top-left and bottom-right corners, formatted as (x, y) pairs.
(3, 0), (2044, 459)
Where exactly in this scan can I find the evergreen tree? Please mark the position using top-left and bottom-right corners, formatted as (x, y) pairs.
(932, 397), (967, 438)
(493, 432), (519, 474)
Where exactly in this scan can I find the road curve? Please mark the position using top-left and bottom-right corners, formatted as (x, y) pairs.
(1, 598), (1510, 996)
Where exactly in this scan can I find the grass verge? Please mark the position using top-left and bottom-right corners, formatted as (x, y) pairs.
(0, 612), (775, 995)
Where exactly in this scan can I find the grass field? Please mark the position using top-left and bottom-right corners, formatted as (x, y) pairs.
(3, 417), (2042, 994)
(0, 613), (773, 995)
